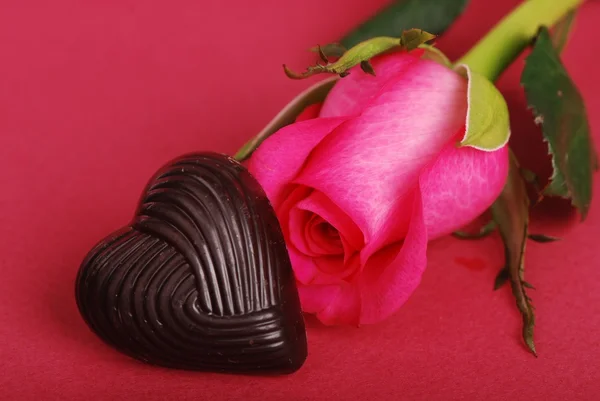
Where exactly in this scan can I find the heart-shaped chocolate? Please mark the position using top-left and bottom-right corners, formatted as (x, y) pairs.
(75, 153), (307, 373)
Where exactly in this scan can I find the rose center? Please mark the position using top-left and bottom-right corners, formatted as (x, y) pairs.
(318, 221), (340, 240)
(305, 215), (344, 255)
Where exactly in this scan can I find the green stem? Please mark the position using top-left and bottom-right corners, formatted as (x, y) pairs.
(457, 0), (584, 81)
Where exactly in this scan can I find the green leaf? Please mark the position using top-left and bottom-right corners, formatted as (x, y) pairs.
(340, 0), (469, 48)
(521, 27), (596, 219)
(491, 151), (537, 356)
(233, 77), (337, 161)
(455, 65), (511, 151)
(284, 30), (435, 80)
(552, 10), (577, 54)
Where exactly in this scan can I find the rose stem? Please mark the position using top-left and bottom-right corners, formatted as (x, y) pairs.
(456, 0), (585, 82)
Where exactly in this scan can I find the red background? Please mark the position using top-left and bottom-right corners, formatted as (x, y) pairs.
(1, 0), (599, 399)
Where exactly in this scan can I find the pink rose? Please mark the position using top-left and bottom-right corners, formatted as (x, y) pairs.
(248, 51), (509, 325)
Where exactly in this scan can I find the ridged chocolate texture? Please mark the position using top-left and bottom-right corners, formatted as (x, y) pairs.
(75, 153), (307, 373)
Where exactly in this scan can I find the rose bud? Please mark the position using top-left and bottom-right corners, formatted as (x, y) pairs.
(248, 51), (509, 325)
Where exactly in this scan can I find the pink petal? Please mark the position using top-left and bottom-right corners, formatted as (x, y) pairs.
(291, 241), (360, 287)
(312, 253), (361, 284)
(298, 255), (362, 325)
(312, 254), (347, 276)
(274, 185), (318, 285)
(420, 143), (509, 238)
(316, 282), (361, 326)
(320, 52), (424, 118)
(287, 242), (319, 285)
(295, 190), (364, 250)
(287, 207), (315, 256)
(288, 209), (344, 257)
(275, 184), (311, 239)
(297, 189), (428, 325)
(248, 117), (347, 207)
(304, 216), (344, 255)
(298, 283), (339, 314)
(358, 190), (427, 324)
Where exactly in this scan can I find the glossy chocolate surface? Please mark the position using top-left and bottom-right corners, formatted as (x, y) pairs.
(75, 153), (307, 373)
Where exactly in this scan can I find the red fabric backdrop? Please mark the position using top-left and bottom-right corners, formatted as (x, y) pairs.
(1, 0), (599, 399)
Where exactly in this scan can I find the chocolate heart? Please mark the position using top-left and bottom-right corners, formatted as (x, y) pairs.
(75, 153), (307, 373)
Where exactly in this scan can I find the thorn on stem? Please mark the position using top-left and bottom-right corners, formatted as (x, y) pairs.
(528, 234), (560, 243)
(360, 60), (376, 76)
(494, 268), (509, 290)
(522, 281), (536, 290)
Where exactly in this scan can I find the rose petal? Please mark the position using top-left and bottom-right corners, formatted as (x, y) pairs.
(248, 117), (347, 207)
(313, 253), (360, 284)
(295, 190), (364, 250)
(357, 192), (414, 265)
(316, 282), (361, 325)
(288, 210), (344, 256)
(313, 254), (346, 276)
(319, 52), (424, 118)
(293, 248), (360, 287)
(305, 216), (344, 255)
(298, 254), (362, 325)
(275, 184), (311, 239)
(358, 190), (427, 324)
(287, 242), (319, 285)
(287, 207), (315, 256)
(298, 189), (427, 325)
(420, 143), (509, 238)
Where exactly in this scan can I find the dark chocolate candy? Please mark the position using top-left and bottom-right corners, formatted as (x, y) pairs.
(75, 153), (307, 373)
